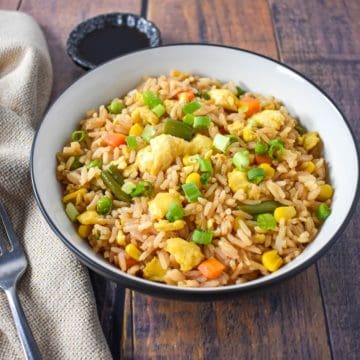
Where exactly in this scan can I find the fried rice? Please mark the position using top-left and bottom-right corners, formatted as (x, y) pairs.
(56, 70), (333, 287)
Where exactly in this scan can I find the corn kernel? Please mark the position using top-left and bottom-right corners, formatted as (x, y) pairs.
(300, 161), (316, 173)
(62, 188), (87, 203)
(204, 150), (213, 159)
(207, 219), (214, 230)
(258, 163), (275, 178)
(134, 91), (143, 102)
(242, 127), (256, 142)
(264, 103), (276, 110)
(274, 206), (296, 222)
(262, 250), (283, 272)
(77, 224), (92, 238)
(116, 230), (126, 246)
(303, 132), (320, 151)
(317, 184), (334, 201)
(154, 220), (186, 232)
(171, 69), (181, 77)
(77, 211), (100, 225)
(129, 123), (144, 136)
(125, 244), (141, 260)
(255, 234), (266, 243)
(186, 173), (201, 187)
(234, 216), (242, 230)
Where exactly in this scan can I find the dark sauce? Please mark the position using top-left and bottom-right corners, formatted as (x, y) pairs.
(78, 26), (150, 65)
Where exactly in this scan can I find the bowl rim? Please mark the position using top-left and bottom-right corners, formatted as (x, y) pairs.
(66, 12), (162, 70)
(31, 43), (360, 296)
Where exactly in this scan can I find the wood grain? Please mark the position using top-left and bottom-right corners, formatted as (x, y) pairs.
(126, 1), (332, 359)
(0, 0), (20, 10)
(19, 0), (142, 101)
(270, 1), (360, 358)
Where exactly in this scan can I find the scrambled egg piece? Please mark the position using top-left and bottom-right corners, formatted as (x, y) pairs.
(208, 89), (238, 111)
(143, 257), (166, 281)
(166, 238), (204, 271)
(247, 110), (285, 130)
(136, 134), (189, 175)
(131, 106), (159, 125)
(228, 120), (246, 136)
(154, 220), (186, 231)
(188, 134), (213, 155)
(149, 191), (182, 219)
(228, 170), (249, 192)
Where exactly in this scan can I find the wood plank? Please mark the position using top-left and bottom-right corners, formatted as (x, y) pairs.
(0, 0), (20, 10)
(269, 1), (360, 358)
(129, 0), (332, 359)
(19, 0), (142, 100)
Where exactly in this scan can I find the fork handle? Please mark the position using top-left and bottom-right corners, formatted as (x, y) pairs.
(5, 285), (41, 360)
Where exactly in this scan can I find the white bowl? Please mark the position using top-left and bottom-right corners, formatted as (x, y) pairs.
(31, 44), (359, 298)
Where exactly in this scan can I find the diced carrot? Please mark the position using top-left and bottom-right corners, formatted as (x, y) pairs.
(126, 257), (137, 269)
(238, 98), (261, 117)
(177, 90), (195, 102)
(255, 154), (272, 165)
(103, 133), (126, 147)
(198, 257), (225, 279)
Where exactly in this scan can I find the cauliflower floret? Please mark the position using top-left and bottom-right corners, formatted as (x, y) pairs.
(247, 110), (285, 130)
(165, 238), (204, 271)
(208, 89), (238, 111)
(136, 134), (189, 175)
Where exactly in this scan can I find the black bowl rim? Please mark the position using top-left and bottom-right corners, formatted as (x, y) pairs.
(66, 12), (162, 70)
(31, 43), (360, 299)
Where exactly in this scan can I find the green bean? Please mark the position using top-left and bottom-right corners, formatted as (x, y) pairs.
(108, 165), (124, 185)
(101, 171), (130, 202)
(238, 201), (281, 215)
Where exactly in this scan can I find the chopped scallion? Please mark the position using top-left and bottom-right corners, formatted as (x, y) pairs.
(192, 229), (213, 245)
(232, 150), (250, 170)
(213, 133), (231, 153)
(182, 182), (201, 202)
(268, 138), (284, 159)
(126, 136), (137, 150)
(121, 181), (137, 195)
(65, 202), (79, 222)
(141, 124), (156, 143)
(71, 130), (86, 142)
(86, 158), (102, 170)
(131, 181), (153, 197)
(152, 103), (166, 118)
(164, 119), (194, 141)
(70, 156), (83, 170)
(182, 101), (201, 114)
(247, 167), (266, 184)
(143, 91), (162, 109)
(193, 116), (211, 129)
(255, 142), (269, 155)
(200, 172), (211, 185)
(166, 203), (185, 222)
(198, 158), (213, 173)
(183, 113), (195, 126)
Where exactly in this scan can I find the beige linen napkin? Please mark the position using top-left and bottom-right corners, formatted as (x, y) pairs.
(0, 11), (111, 359)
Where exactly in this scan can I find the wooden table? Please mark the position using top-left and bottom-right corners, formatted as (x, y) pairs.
(4, 0), (359, 358)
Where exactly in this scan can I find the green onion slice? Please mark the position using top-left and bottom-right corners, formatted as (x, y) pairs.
(268, 138), (284, 159)
(183, 114), (195, 126)
(121, 181), (137, 195)
(182, 101), (201, 114)
(193, 116), (211, 129)
(131, 181), (153, 197)
(213, 134), (231, 153)
(142, 124), (156, 143)
(143, 91), (162, 109)
(182, 182), (201, 202)
(164, 119), (194, 141)
(126, 136), (137, 150)
(236, 86), (245, 97)
(152, 103), (166, 118)
(247, 167), (266, 184)
(192, 229), (213, 245)
(86, 158), (102, 170)
(233, 150), (250, 170)
(200, 172), (211, 185)
(65, 202), (79, 222)
(166, 202), (185, 222)
(198, 92), (210, 100)
(70, 156), (83, 170)
(198, 158), (213, 173)
(256, 213), (277, 230)
(255, 142), (269, 155)
(71, 130), (86, 142)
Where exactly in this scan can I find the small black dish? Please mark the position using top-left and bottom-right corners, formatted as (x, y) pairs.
(67, 13), (161, 70)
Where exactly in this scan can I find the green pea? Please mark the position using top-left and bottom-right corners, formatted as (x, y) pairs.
(96, 196), (113, 215)
(108, 99), (124, 114)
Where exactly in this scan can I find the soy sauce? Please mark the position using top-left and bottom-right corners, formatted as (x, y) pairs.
(78, 26), (150, 66)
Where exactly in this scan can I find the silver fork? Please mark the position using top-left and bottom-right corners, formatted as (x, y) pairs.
(0, 201), (41, 360)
